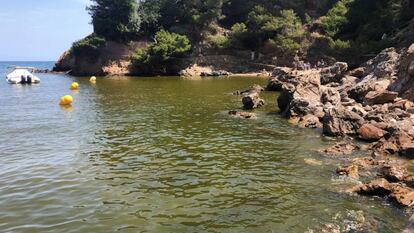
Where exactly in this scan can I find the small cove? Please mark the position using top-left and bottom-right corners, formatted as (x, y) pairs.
(0, 62), (409, 232)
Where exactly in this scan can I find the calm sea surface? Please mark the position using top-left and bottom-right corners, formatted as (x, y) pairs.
(0, 62), (409, 232)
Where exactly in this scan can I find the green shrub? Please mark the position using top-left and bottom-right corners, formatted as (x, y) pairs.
(270, 35), (301, 55)
(206, 34), (230, 49)
(329, 39), (351, 51)
(133, 30), (191, 64)
(71, 35), (106, 57)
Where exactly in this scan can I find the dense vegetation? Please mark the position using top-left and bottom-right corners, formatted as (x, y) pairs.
(71, 0), (414, 65)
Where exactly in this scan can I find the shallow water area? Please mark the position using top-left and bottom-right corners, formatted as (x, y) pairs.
(0, 62), (409, 232)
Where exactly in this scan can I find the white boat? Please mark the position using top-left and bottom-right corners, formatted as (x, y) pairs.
(6, 68), (40, 84)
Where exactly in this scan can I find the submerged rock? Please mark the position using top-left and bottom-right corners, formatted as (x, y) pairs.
(337, 164), (359, 179)
(228, 110), (257, 119)
(319, 142), (361, 156)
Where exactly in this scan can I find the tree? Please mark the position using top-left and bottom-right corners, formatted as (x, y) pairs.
(88, 0), (141, 42)
(133, 30), (191, 64)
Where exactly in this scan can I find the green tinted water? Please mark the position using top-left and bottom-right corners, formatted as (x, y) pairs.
(0, 71), (408, 232)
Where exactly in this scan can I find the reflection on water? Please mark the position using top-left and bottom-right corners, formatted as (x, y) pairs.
(0, 63), (408, 232)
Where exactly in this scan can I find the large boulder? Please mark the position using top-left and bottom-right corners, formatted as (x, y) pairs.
(242, 92), (265, 109)
(357, 124), (385, 142)
(363, 90), (398, 105)
(322, 106), (365, 136)
(348, 48), (400, 103)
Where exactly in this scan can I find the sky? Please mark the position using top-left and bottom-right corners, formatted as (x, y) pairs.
(0, 0), (93, 61)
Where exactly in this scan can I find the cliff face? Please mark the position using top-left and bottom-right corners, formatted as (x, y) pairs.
(53, 41), (148, 76)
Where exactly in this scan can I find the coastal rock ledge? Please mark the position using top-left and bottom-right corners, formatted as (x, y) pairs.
(265, 44), (414, 212)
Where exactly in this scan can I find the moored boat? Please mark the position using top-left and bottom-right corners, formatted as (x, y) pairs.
(6, 68), (40, 84)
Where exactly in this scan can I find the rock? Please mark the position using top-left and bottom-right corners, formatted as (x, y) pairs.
(242, 92), (265, 109)
(355, 178), (392, 197)
(321, 87), (341, 106)
(274, 69), (324, 128)
(363, 90), (398, 105)
(357, 124), (384, 142)
(400, 143), (414, 159)
(319, 142), (360, 156)
(373, 129), (413, 156)
(381, 164), (408, 182)
(201, 70), (230, 77)
(234, 84), (264, 95)
(408, 61), (414, 76)
(348, 67), (365, 78)
(389, 185), (414, 208)
(389, 44), (414, 102)
(322, 107), (365, 137)
(348, 48), (400, 103)
(320, 62), (348, 84)
(228, 110), (257, 119)
(337, 164), (359, 179)
(347, 104), (367, 117)
(179, 64), (212, 77)
(266, 77), (284, 91)
(297, 114), (322, 128)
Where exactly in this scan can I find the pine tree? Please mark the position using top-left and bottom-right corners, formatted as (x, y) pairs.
(88, 0), (141, 42)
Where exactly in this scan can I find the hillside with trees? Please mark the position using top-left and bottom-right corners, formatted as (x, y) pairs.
(54, 0), (414, 76)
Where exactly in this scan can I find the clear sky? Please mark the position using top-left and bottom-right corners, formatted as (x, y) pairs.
(0, 0), (93, 61)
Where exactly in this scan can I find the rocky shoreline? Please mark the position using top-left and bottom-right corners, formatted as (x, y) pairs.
(233, 45), (414, 217)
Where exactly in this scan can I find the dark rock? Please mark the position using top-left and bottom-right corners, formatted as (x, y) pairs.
(320, 62), (348, 85)
(322, 107), (365, 137)
(242, 92), (265, 109)
(400, 143), (414, 159)
(363, 90), (398, 105)
(357, 124), (385, 142)
(200, 70), (230, 76)
(266, 77), (284, 91)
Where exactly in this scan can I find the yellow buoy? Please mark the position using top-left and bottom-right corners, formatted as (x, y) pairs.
(59, 95), (73, 106)
(70, 82), (79, 90)
(90, 76), (97, 83)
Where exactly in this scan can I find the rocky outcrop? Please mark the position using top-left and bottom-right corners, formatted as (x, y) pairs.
(265, 45), (414, 212)
(53, 41), (147, 76)
(322, 106), (364, 137)
(268, 45), (414, 154)
(242, 91), (265, 109)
